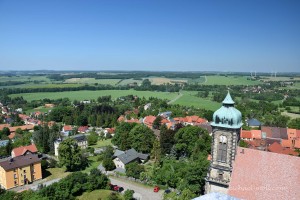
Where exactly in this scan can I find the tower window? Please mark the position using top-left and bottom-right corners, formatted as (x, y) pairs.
(217, 135), (227, 163)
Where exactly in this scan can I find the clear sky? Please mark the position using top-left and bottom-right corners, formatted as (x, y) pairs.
(0, 0), (299, 72)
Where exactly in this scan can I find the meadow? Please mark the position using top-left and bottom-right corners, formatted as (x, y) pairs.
(10, 90), (180, 101)
(172, 91), (221, 111)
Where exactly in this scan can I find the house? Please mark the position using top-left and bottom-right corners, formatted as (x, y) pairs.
(11, 144), (38, 158)
(0, 124), (10, 131)
(173, 115), (208, 126)
(9, 125), (34, 133)
(158, 111), (172, 118)
(113, 148), (149, 170)
(62, 125), (73, 136)
(261, 126), (288, 139)
(228, 147), (300, 199)
(44, 104), (55, 108)
(144, 103), (151, 110)
(246, 118), (261, 128)
(241, 130), (262, 141)
(267, 142), (298, 156)
(80, 100), (91, 104)
(143, 115), (156, 129)
(54, 134), (88, 156)
(78, 126), (89, 133)
(0, 154), (42, 189)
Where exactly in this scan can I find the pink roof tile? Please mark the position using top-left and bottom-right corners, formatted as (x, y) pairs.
(228, 147), (300, 200)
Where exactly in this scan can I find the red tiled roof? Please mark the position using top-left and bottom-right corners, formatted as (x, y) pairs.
(268, 142), (283, 153)
(281, 148), (298, 156)
(144, 116), (156, 125)
(161, 119), (170, 124)
(0, 124), (10, 131)
(281, 139), (293, 148)
(295, 139), (300, 149)
(9, 125), (34, 132)
(261, 126), (272, 138)
(8, 132), (15, 139)
(246, 139), (265, 148)
(287, 128), (297, 139)
(251, 130), (261, 139)
(118, 115), (125, 122)
(12, 144), (38, 157)
(241, 130), (252, 139)
(78, 126), (88, 132)
(126, 118), (140, 124)
(106, 128), (115, 134)
(296, 130), (300, 138)
(228, 147), (300, 200)
(63, 125), (73, 131)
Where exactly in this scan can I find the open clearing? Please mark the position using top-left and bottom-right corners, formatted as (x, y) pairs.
(117, 78), (143, 86)
(203, 75), (260, 85)
(10, 90), (180, 101)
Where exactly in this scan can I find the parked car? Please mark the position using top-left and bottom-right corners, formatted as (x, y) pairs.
(153, 186), (160, 192)
(165, 189), (171, 194)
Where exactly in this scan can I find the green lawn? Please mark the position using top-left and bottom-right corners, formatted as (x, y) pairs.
(82, 156), (102, 174)
(25, 106), (53, 113)
(172, 91), (220, 111)
(43, 167), (72, 181)
(10, 90), (179, 101)
(90, 139), (112, 148)
(203, 75), (260, 85)
(77, 189), (123, 200)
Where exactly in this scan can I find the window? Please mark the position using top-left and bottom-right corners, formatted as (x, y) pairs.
(23, 170), (26, 173)
(14, 174), (17, 179)
(14, 181), (17, 186)
(217, 135), (227, 163)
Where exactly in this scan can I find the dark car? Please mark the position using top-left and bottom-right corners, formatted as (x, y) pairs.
(165, 189), (171, 194)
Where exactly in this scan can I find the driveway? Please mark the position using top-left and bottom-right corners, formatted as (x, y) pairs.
(110, 177), (163, 200)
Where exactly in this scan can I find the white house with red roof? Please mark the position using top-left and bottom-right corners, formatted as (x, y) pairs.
(11, 144), (38, 158)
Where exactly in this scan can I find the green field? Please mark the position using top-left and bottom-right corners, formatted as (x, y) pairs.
(78, 190), (123, 200)
(90, 139), (112, 148)
(203, 75), (260, 85)
(172, 91), (220, 110)
(10, 90), (180, 101)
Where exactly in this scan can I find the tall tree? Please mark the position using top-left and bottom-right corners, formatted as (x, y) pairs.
(128, 124), (155, 153)
(58, 138), (87, 171)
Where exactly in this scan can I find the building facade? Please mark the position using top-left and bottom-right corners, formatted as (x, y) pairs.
(0, 154), (42, 189)
(205, 92), (243, 194)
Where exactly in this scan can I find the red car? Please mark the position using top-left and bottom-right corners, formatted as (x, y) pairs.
(153, 186), (160, 192)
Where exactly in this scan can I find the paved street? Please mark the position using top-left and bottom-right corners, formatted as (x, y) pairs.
(110, 177), (163, 200)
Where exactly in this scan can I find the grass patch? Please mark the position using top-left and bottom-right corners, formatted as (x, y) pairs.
(77, 189), (122, 200)
(172, 91), (220, 111)
(43, 167), (71, 181)
(90, 139), (112, 148)
(117, 79), (143, 86)
(10, 90), (180, 102)
(82, 156), (101, 174)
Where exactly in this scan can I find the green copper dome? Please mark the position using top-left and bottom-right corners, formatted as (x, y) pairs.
(211, 92), (243, 129)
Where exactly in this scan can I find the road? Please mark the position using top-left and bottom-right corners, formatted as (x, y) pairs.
(168, 91), (183, 104)
(110, 177), (163, 200)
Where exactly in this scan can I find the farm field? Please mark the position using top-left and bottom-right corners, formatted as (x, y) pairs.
(203, 75), (260, 85)
(149, 77), (187, 85)
(172, 91), (220, 111)
(10, 90), (180, 101)
(64, 78), (121, 85)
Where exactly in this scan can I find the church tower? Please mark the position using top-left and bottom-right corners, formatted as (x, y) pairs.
(205, 91), (243, 194)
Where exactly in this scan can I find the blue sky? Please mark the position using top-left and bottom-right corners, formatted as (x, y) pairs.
(0, 0), (299, 72)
